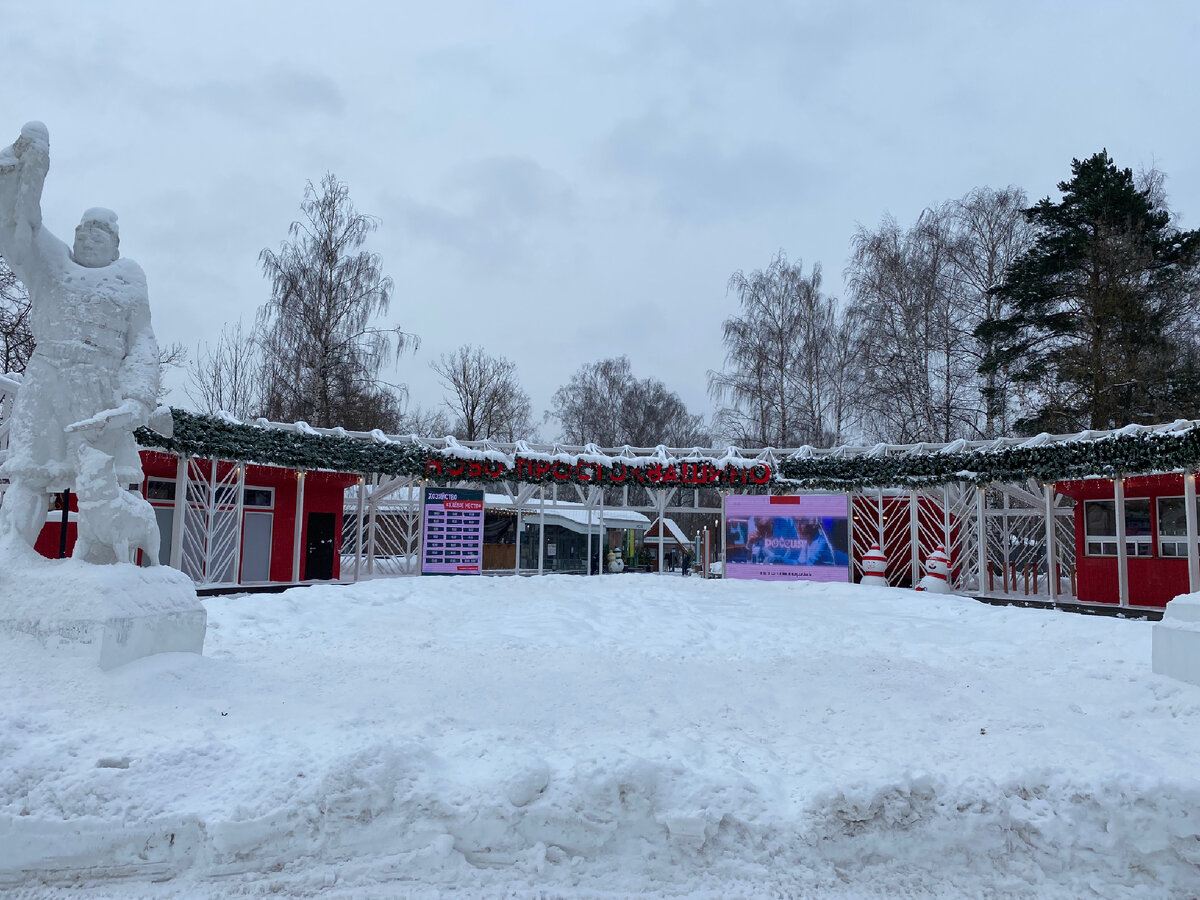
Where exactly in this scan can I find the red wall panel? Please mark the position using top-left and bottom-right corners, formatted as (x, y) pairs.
(1057, 474), (1191, 609)
(32, 451), (356, 586)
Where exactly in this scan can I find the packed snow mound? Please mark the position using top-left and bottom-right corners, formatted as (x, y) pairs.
(0, 533), (197, 624)
(3, 575), (1199, 898)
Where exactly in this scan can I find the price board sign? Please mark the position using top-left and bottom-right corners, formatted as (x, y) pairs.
(421, 487), (485, 575)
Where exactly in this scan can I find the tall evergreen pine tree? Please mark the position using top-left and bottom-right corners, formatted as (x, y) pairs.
(977, 151), (1199, 433)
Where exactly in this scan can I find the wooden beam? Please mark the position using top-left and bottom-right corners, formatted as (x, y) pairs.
(1115, 476), (1129, 607)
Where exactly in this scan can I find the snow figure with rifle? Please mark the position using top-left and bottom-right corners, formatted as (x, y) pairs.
(0, 121), (164, 562)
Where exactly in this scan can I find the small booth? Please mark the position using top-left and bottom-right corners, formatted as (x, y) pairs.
(33, 449), (359, 588)
(642, 517), (690, 571)
(1055, 474), (1192, 609)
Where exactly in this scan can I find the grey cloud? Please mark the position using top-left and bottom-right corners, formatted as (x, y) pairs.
(260, 66), (346, 116)
(6, 15), (345, 128)
(625, 1), (857, 87)
(415, 46), (515, 101)
(600, 112), (824, 220)
(388, 156), (576, 270)
(445, 157), (576, 221)
(180, 64), (346, 121)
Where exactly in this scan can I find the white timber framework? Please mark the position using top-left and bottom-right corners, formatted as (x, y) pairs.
(0, 371), (18, 464)
(847, 482), (1077, 602)
(3, 376), (1200, 608)
(338, 475), (724, 579)
(286, 416), (1200, 611)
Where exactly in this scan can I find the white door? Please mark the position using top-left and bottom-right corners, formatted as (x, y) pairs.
(241, 511), (273, 582)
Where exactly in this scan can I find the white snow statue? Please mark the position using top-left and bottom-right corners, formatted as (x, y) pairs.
(607, 549), (624, 574)
(915, 545), (952, 593)
(74, 445), (161, 567)
(860, 543), (889, 587)
(0, 121), (204, 669)
(0, 122), (161, 555)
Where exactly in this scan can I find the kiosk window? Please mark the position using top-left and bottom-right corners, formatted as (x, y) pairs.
(1084, 498), (1151, 557)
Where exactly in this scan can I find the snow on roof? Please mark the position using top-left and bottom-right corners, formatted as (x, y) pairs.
(645, 517), (689, 545)
(531, 506), (650, 535)
(479, 493), (651, 534)
(165, 409), (1200, 468)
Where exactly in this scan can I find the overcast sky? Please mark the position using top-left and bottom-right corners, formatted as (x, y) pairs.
(4, 1), (1198, 435)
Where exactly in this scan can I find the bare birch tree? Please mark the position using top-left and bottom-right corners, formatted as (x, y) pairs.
(709, 252), (845, 447)
(944, 186), (1033, 436)
(619, 376), (710, 448)
(822, 303), (864, 444)
(393, 402), (453, 438)
(432, 344), (535, 442)
(185, 319), (263, 417)
(550, 356), (707, 447)
(846, 211), (975, 442)
(550, 356), (627, 446)
(846, 189), (1035, 442)
(257, 173), (416, 431)
(0, 257), (32, 374)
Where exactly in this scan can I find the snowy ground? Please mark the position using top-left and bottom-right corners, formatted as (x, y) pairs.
(2, 574), (1199, 898)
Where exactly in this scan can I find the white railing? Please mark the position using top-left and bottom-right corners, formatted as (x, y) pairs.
(0, 371), (20, 466)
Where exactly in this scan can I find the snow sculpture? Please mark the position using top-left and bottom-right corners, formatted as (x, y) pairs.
(0, 122), (161, 556)
(915, 545), (952, 593)
(860, 543), (889, 587)
(0, 121), (204, 669)
(74, 445), (161, 566)
(607, 549), (624, 574)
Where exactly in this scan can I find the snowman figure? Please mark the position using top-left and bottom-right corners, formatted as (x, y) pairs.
(860, 544), (889, 587)
(606, 549), (624, 574)
(915, 545), (952, 593)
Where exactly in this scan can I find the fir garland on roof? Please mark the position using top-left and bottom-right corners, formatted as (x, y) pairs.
(136, 409), (1200, 491)
(777, 425), (1200, 489)
(136, 409), (428, 477)
(134, 410), (771, 487)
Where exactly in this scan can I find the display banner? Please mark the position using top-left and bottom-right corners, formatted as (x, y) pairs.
(724, 494), (849, 582)
(421, 487), (485, 575)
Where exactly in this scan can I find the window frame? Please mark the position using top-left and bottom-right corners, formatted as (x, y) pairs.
(145, 477), (177, 506)
(1156, 495), (1198, 559)
(1083, 497), (1153, 558)
(175, 480), (274, 510)
(243, 485), (275, 510)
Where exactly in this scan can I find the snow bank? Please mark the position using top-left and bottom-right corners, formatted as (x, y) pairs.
(1154, 592), (1200, 687)
(2, 575), (1198, 897)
